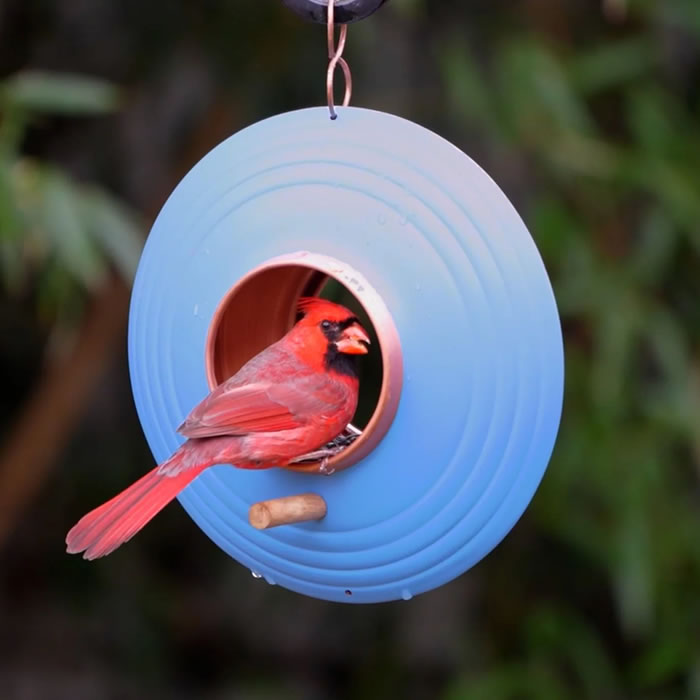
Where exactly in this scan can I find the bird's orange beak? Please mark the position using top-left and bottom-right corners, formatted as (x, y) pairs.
(336, 323), (370, 355)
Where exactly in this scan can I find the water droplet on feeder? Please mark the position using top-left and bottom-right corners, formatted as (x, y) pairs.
(193, 304), (199, 316)
(251, 571), (262, 579)
(377, 214), (386, 225)
(401, 589), (413, 601)
(319, 462), (336, 476)
(264, 575), (276, 586)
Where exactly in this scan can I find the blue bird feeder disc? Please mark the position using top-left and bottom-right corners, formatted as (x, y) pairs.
(128, 106), (564, 603)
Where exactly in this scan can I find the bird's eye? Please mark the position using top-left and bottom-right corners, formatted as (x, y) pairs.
(321, 320), (332, 331)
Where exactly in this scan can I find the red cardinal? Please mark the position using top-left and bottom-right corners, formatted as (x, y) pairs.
(66, 297), (369, 560)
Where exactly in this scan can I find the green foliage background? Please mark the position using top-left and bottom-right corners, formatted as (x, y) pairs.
(1, 1), (699, 698)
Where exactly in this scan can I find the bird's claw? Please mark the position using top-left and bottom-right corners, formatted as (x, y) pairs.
(318, 456), (334, 476)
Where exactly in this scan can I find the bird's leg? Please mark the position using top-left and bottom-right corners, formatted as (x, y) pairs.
(289, 424), (362, 467)
(286, 450), (335, 475)
(290, 447), (337, 463)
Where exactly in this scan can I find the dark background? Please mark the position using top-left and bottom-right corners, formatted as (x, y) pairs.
(1, 1), (699, 698)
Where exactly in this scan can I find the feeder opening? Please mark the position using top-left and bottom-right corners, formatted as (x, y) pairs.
(204, 253), (402, 474)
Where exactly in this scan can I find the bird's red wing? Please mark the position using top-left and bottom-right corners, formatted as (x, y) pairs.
(177, 381), (335, 439)
(177, 382), (303, 438)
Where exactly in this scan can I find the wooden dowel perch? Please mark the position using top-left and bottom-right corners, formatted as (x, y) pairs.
(249, 493), (327, 530)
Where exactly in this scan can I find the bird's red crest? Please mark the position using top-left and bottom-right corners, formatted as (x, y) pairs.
(297, 296), (355, 321)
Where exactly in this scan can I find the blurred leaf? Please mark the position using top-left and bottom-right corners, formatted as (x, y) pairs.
(525, 606), (622, 697)
(2, 71), (120, 115)
(0, 162), (23, 290)
(626, 156), (700, 248)
(690, 661), (700, 699)
(440, 39), (498, 135)
(549, 232), (599, 315)
(445, 663), (570, 700)
(530, 195), (578, 260)
(613, 503), (654, 639)
(35, 167), (107, 291)
(545, 131), (624, 179)
(629, 207), (677, 285)
(643, 303), (691, 394)
(2, 153), (143, 322)
(0, 102), (25, 158)
(496, 39), (595, 140)
(632, 636), (693, 688)
(626, 87), (678, 156)
(650, 0), (700, 38)
(570, 38), (658, 95)
(80, 187), (143, 283)
(590, 288), (641, 417)
(35, 257), (85, 325)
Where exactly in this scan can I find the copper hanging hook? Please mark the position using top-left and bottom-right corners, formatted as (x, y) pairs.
(326, 0), (352, 119)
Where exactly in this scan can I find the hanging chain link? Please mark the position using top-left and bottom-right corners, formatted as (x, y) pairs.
(326, 0), (352, 119)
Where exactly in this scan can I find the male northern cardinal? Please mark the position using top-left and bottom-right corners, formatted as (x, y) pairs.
(66, 297), (370, 560)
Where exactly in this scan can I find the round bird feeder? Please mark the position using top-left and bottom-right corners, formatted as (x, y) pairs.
(128, 2), (563, 603)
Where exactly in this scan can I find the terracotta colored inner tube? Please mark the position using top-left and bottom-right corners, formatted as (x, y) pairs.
(205, 251), (402, 474)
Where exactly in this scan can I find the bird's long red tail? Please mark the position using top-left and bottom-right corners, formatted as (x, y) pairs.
(66, 448), (209, 560)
